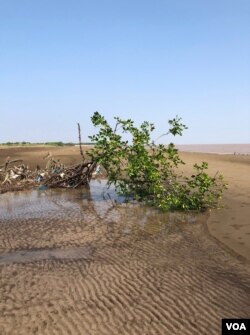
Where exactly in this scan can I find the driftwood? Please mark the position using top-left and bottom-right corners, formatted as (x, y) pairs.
(0, 154), (98, 193)
(41, 159), (97, 188)
(0, 124), (100, 193)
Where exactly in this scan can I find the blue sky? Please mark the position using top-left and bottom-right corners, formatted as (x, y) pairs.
(0, 0), (249, 144)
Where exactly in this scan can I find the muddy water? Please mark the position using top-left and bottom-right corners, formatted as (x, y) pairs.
(176, 143), (250, 154)
(0, 180), (250, 335)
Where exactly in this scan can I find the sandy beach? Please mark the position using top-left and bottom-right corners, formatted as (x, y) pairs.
(0, 145), (249, 334)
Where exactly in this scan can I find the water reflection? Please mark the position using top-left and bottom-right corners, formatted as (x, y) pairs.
(0, 180), (124, 219)
(1, 182), (249, 335)
(0, 179), (201, 263)
(0, 179), (200, 232)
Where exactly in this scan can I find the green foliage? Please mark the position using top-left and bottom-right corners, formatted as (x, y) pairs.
(3, 142), (22, 146)
(0, 141), (74, 146)
(64, 142), (75, 146)
(88, 112), (227, 211)
(45, 142), (64, 146)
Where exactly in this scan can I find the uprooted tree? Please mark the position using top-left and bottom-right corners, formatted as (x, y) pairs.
(0, 112), (227, 211)
(87, 112), (227, 211)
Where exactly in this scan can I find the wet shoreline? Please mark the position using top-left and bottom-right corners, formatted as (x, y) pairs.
(1, 183), (250, 334)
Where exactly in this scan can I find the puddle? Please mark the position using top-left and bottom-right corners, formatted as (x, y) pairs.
(0, 179), (121, 221)
(0, 179), (200, 263)
(0, 179), (198, 225)
(0, 246), (93, 265)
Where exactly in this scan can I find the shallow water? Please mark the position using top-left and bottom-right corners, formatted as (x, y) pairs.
(0, 180), (250, 335)
(0, 180), (198, 261)
(0, 246), (93, 265)
(176, 143), (250, 154)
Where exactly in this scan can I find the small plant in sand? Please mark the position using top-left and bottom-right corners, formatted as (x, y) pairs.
(88, 112), (227, 211)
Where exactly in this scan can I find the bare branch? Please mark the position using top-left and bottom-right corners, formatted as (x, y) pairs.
(77, 123), (85, 162)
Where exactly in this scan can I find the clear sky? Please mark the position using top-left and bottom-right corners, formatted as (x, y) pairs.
(0, 0), (249, 144)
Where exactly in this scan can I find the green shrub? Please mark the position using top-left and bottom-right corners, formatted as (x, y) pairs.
(88, 112), (227, 211)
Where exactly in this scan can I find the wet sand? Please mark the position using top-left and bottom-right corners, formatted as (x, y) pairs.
(1, 145), (249, 260)
(0, 185), (250, 335)
(179, 152), (250, 261)
(0, 146), (250, 334)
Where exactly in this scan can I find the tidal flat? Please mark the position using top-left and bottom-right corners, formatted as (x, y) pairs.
(0, 146), (250, 334)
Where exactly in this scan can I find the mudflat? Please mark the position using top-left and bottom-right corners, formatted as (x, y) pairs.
(179, 151), (250, 261)
(0, 146), (250, 335)
(1, 145), (249, 260)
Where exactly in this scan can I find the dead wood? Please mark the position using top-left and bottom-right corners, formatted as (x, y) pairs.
(0, 124), (101, 194)
(0, 155), (98, 193)
(77, 122), (85, 162)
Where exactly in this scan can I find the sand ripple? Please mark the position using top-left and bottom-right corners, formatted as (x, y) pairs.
(0, 185), (250, 335)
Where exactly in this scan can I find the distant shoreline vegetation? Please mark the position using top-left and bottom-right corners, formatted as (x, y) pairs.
(0, 142), (95, 146)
